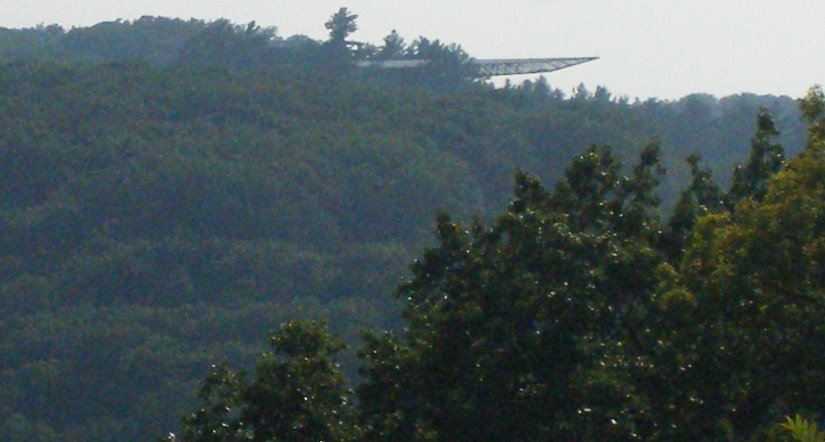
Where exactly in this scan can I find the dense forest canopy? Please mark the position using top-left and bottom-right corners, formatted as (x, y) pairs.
(0, 12), (819, 441)
(166, 87), (825, 442)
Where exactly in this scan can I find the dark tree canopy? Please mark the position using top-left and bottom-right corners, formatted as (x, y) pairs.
(165, 320), (359, 442)
(378, 29), (406, 60)
(324, 7), (358, 58)
(727, 107), (785, 205)
(169, 88), (825, 441)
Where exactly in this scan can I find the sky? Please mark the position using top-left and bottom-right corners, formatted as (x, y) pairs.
(1, 0), (822, 100)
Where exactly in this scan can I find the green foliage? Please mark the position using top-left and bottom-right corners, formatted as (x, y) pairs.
(167, 320), (359, 442)
(377, 30), (406, 60)
(355, 144), (666, 440)
(663, 153), (724, 259)
(0, 15), (815, 442)
(324, 7), (359, 62)
(645, 87), (825, 440)
(781, 416), (825, 442)
(169, 90), (825, 441)
(325, 7), (358, 45)
(175, 20), (278, 69)
(245, 321), (358, 441)
(728, 108), (785, 205)
(800, 86), (825, 138)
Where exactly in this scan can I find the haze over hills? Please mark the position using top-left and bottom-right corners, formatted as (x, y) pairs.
(0, 15), (818, 441)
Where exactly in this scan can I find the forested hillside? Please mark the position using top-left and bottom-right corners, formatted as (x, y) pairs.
(169, 87), (825, 441)
(0, 14), (814, 441)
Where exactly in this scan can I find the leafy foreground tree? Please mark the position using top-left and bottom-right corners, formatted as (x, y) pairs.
(358, 143), (668, 441)
(650, 86), (825, 440)
(167, 88), (825, 441)
(168, 142), (668, 441)
(163, 320), (360, 442)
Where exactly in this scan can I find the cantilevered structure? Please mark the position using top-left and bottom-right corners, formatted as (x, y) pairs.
(356, 57), (598, 77)
(475, 57), (598, 76)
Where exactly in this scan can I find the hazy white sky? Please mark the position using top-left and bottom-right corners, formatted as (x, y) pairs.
(1, 0), (822, 100)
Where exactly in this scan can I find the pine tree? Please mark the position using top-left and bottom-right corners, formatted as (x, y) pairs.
(727, 107), (785, 206)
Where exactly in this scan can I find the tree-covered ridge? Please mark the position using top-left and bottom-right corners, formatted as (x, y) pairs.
(0, 12), (816, 441)
(0, 14), (476, 77)
(168, 87), (825, 441)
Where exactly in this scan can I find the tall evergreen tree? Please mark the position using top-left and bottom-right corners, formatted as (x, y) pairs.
(377, 29), (405, 60)
(727, 107), (785, 206)
(663, 153), (723, 260)
(324, 7), (358, 60)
